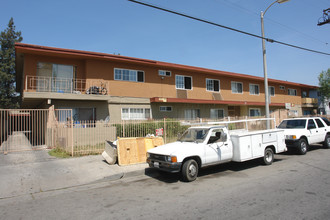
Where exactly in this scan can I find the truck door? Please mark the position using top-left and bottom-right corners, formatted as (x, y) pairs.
(204, 129), (232, 164)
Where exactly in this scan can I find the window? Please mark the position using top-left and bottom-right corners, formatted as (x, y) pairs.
(231, 82), (243, 94)
(307, 119), (316, 129)
(37, 62), (75, 93)
(321, 117), (330, 126)
(268, 86), (275, 96)
(280, 85), (285, 90)
(278, 119), (306, 129)
(184, 109), (200, 120)
(160, 106), (172, 112)
(159, 70), (171, 77)
(210, 109), (224, 119)
(58, 107), (96, 122)
(249, 84), (259, 95)
(206, 79), (220, 92)
(289, 110), (298, 117)
(288, 88), (297, 96)
(121, 108), (151, 120)
(302, 91), (307, 98)
(315, 119), (325, 128)
(114, 68), (144, 82)
(73, 108), (96, 121)
(249, 108), (261, 117)
(176, 75), (192, 90)
(303, 110), (312, 116)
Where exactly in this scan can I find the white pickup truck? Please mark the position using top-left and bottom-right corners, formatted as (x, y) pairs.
(277, 117), (330, 155)
(147, 125), (287, 182)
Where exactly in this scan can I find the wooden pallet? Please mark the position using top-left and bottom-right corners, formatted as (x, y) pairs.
(117, 137), (164, 165)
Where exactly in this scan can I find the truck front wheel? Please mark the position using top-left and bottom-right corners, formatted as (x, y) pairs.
(263, 148), (274, 165)
(297, 139), (308, 155)
(182, 159), (198, 182)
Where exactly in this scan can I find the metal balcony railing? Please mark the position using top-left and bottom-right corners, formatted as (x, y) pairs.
(25, 75), (109, 95)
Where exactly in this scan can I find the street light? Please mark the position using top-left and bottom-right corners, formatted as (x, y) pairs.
(261, 0), (290, 129)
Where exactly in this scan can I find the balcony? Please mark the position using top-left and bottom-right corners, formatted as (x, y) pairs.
(301, 98), (318, 108)
(24, 75), (109, 95)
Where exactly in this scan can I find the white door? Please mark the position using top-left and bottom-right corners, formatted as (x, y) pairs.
(251, 134), (263, 158)
(307, 119), (319, 144)
(315, 118), (327, 143)
(204, 129), (233, 164)
(204, 143), (221, 164)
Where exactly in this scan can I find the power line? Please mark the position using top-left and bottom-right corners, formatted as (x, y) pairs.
(128, 0), (330, 56)
(218, 0), (329, 46)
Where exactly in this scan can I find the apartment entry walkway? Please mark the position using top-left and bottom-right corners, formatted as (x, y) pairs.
(0, 108), (72, 154)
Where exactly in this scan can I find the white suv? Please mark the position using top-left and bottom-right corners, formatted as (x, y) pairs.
(277, 117), (330, 155)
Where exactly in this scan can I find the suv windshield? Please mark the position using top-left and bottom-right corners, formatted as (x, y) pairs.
(178, 128), (209, 143)
(278, 119), (306, 129)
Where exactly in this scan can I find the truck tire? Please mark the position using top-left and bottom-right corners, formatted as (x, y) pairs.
(182, 159), (198, 182)
(297, 138), (308, 155)
(324, 134), (330, 149)
(262, 148), (274, 165)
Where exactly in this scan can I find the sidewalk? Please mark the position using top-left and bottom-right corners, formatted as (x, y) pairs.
(0, 150), (149, 199)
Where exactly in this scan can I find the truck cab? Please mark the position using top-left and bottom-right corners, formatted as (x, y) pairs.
(147, 126), (232, 175)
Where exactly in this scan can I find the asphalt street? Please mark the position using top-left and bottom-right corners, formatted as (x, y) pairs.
(0, 145), (329, 220)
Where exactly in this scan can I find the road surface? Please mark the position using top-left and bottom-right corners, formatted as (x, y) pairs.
(1, 146), (329, 220)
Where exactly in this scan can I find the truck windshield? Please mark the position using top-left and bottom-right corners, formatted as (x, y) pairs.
(278, 119), (306, 129)
(178, 128), (209, 143)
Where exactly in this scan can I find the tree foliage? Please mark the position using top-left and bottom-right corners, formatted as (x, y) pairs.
(318, 68), (330, 101)
(0, 18), (23, 109)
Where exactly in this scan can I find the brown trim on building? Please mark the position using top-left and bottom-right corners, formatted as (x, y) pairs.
(150, 97), (285, 107)
(15, 43), (318, 89)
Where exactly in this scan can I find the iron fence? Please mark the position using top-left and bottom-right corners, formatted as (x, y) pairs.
(0, 108), (72, 154)
(2, 107), (328, 156)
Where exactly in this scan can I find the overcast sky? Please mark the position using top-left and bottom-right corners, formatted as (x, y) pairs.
(2, 0), (330, 86)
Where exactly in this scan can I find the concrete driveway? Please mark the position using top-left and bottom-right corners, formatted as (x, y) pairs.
(0, 150), (148, 199)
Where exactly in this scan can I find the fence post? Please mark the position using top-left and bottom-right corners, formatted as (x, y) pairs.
(122, 120), (125, 138)
(245, 116), (248, 131)
(164, 118), (166, 144)
(70, 110), (74, 157)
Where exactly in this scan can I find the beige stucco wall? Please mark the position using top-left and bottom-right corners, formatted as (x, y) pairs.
(51, 100), (109, 121)
(19, 51), (308, 120)
(22, 53), (303, 106)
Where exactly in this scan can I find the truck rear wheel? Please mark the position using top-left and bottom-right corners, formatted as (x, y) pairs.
(297, 139), (308, 155)
(323, 134), (330, 149)
(263, 148), (274, 165)
(182, 159), (198, 182)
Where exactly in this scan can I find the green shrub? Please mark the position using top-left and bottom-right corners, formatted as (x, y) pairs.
(114, 119), (190, 140)
(48, 147), (71, 158)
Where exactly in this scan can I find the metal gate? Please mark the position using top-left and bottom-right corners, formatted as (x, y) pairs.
(0, 108), (72, 154)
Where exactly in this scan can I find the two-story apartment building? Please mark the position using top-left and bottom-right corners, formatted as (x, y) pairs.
(15, 43), (319, 122)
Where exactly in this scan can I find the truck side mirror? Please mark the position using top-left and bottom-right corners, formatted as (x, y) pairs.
(220, 133), (227, 142)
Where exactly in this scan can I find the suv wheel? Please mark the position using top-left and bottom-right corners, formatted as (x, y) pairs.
(297, 138), (308, 155)
(324, 134), (330, 149)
